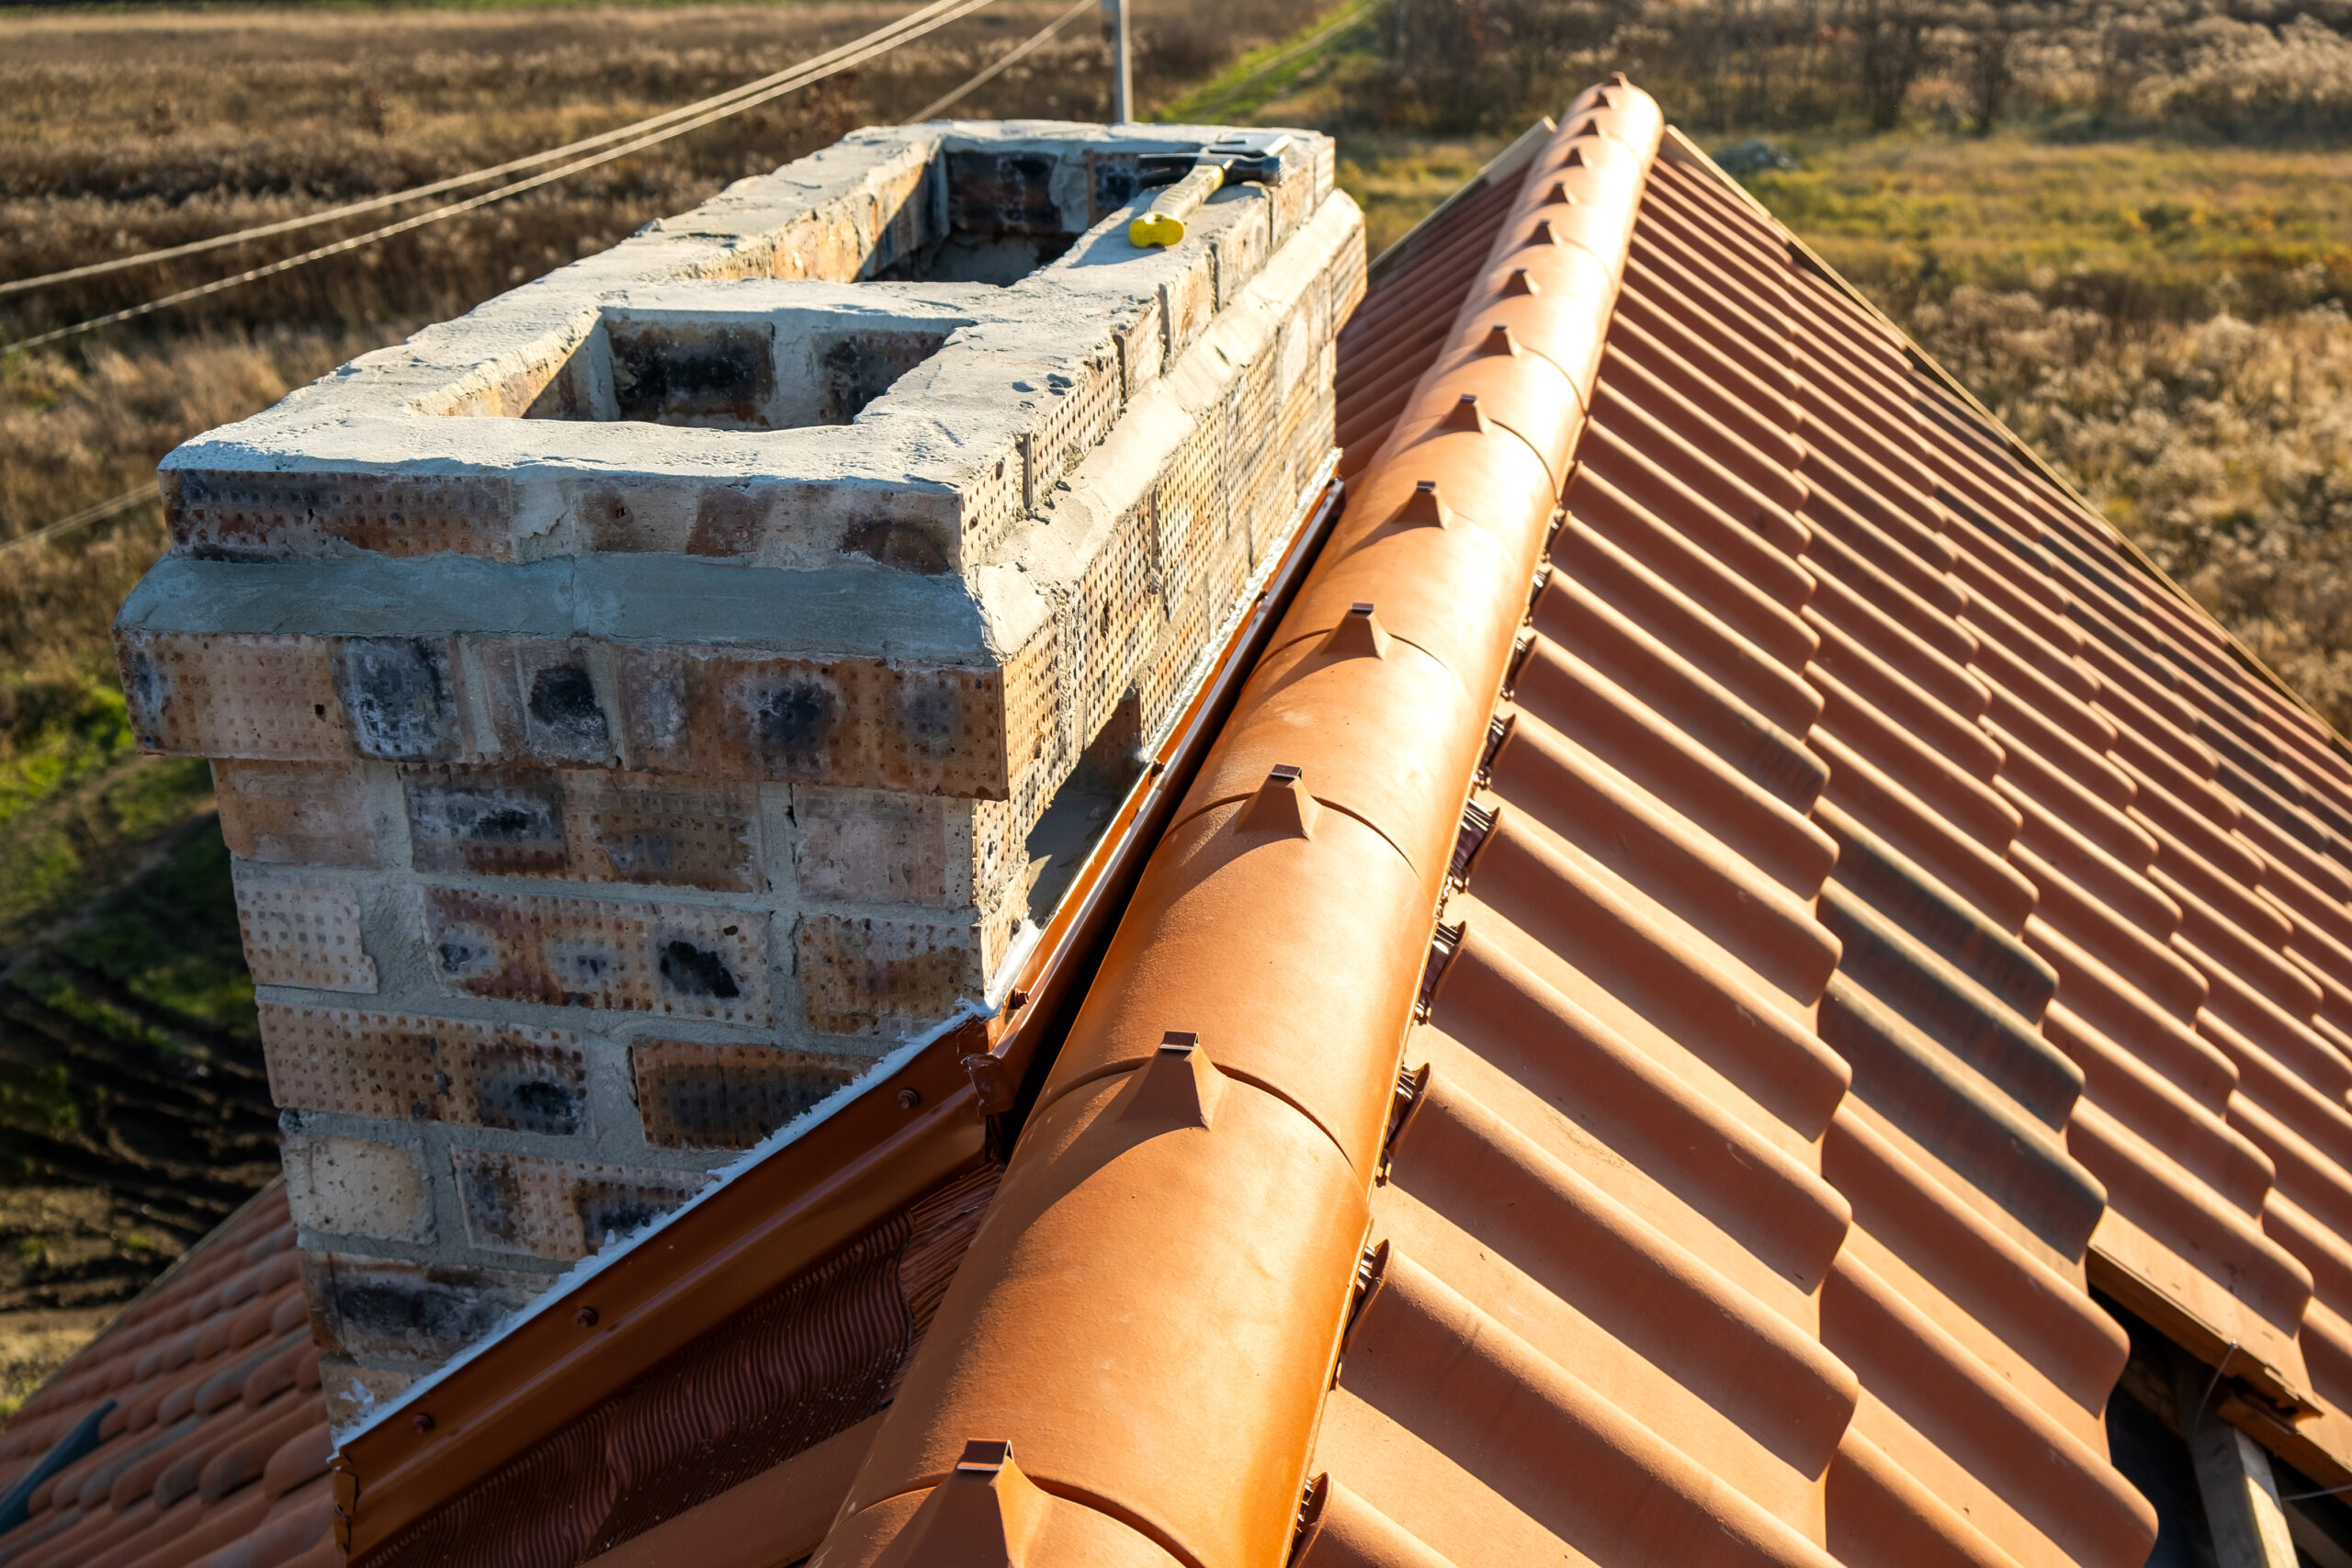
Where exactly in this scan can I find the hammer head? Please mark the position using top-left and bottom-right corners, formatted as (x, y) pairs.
(1136, 133), (1295, 189)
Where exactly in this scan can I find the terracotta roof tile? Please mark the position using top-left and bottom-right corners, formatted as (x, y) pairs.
(0, 1186), (331, 1568)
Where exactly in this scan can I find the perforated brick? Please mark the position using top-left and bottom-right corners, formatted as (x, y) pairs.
(954, 445), (1028, 568)
(403, 766), (761, 892)
(452, 1146), (711, 1260)
(282, 1133), (433, 1244)
(570, 769), (762, 890)
(794, 785), (983, 907)
(118, 631), (349, 760)
(301, 1251), (547, 1363)
(232, 866), (379, 993)
(215, 760), (378, 867)
(631, 1038), (864, 1149)
(260, 1002), (588, 1134)
(165, 468), (516, 560)
(1024, 343), (1125, 503)
(605, 647), (1010, 797)
(1002, 627), (1069, 841)
(797, 914), (984, 1038)
(423, 886), (772, 1026)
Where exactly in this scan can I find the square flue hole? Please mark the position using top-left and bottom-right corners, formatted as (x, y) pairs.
(526, 313), (957, 430)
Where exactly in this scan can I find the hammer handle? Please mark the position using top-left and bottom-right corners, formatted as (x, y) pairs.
(1128, 164), (1223, 248)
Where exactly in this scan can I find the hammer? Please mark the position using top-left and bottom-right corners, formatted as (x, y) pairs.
(1127, 134), (1295, 248)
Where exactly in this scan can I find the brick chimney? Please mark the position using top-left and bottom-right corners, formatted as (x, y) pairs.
(117, 120), (1363, 1420)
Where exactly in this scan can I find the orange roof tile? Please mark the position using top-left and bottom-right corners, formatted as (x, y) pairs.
(26, 70), (2352, 1568)
(0, 1185), (334, 1568)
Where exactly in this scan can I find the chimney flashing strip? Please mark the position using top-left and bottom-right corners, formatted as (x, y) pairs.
(334, 461), (1352, 1558)
(815, 83), (1662, 1568)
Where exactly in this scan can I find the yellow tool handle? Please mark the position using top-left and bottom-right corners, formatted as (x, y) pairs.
(1128, 164), (1224, 248)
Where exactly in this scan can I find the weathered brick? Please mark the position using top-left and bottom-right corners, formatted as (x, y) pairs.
(422, 886), (772, 1026)
(406, 768), (567, 877)
(797, 913), (989, 1038)
(402, 765), (763, 892)
(215, 760), (378, 867)
(232, 866), (379, 993)
(300, 1250), (547, 1364)
(260, 1003), (588, 1134)
(793, 785), (1007, 907)
(605, 647), (1011, 797)
(282, 1133), (433, 1244)
(569, 769), (763, 889)
(118, 631), (348, 760)
(317, 1358), (419, 1429)
(335, 637), (464, 762)
(1209, 190), (1277, 308)
(165, 468), (515, 560)
(474, 641), (617, 766)
(1159, 250), (1216, 366)
(451, 1146), (711, 1260)
(1023, 340), (1125, 502)
(631, 1038), (863, 1149)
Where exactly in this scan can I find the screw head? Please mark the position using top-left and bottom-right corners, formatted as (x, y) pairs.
(898, 1087), (923, 1111)
(413, 1412), (435, 1433)
(576, 1305), (599, 1327)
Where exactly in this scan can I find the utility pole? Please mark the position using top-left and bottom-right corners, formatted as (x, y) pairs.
(1103, 0), (1131, 123)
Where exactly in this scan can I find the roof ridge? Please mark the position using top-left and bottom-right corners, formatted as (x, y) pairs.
(805, 77), (1667, 1568)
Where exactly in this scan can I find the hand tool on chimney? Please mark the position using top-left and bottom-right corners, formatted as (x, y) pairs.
(1127, 135), (1295, 248)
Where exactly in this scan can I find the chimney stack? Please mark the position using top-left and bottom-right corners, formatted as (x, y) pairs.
(117, 120), (1362, 1422)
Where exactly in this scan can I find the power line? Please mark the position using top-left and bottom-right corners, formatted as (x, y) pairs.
(0, 484), (161, 559)
(0, 0), (1001, 355)
(909, 0), (1099, 122)
(0, 0), (986, 302)
(4, 0), (1107, 553)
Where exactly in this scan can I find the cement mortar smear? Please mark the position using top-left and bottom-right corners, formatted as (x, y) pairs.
(116, 118), (1366, 1394)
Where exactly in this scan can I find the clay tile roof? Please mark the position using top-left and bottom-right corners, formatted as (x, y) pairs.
(802, 76), (2352, 1568)
(27, 72), (2352, 1568)
(0, 1185), (334, 1568)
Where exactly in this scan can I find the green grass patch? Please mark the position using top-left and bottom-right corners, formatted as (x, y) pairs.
(0, 669), (137, 836)
(0, 659), (217, 951)
(40, 825), (254, 1046)
(1737, 130), (2352, 317)
(1335, 136), (1512, 259)
(1155, 0), (1375, 125)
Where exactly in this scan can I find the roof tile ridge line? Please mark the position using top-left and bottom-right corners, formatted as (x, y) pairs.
(849, 1469), (1214, 1568)
(1660, 123), (2352, 764)
(806, 78), (1665, 1568)
(1027, 1049), (1382, 1169)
